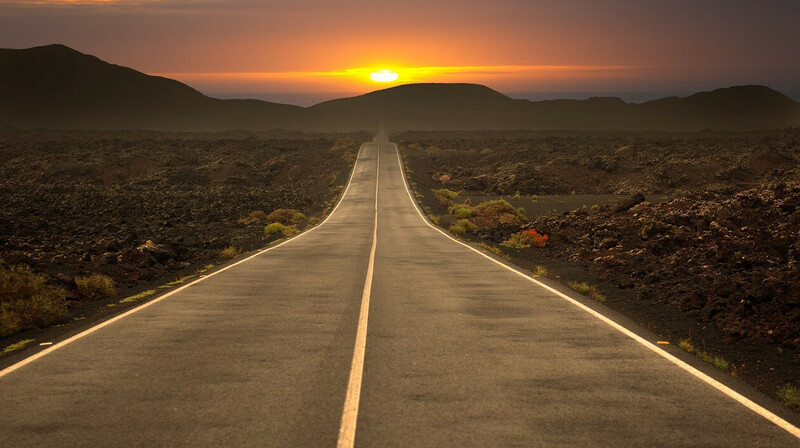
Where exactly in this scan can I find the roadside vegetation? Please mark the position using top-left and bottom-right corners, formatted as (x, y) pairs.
(568, 281), (606, 303)
(679, 339), (730, 372)
(75, 274), (117, 301)
(0, 263), (68, 337)
(264, 222), (300, 238)
(218, 246), (241, 260)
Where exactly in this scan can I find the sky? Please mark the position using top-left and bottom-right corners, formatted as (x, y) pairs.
(1, 0), (799, 102)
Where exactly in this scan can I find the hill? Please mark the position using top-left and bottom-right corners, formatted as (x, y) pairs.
(1, 45), (798, 132)
(0, 44), (303, 130)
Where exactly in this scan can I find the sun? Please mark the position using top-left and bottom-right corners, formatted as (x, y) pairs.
(369, 69), (399, 83)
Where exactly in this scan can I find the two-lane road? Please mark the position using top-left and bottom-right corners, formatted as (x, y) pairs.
(1, 134), (799, 447)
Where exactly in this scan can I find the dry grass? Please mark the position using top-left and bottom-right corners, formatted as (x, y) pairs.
(75, 274), (116, 301)
(219, 246), (241, 260)
(533, 265), (549, 277)
(679, 338), (730, 372)
(267, 208), (306, 224)
(568, 281), (606, 302)
(778, 384), (800, 410)
(0, 264), (68, 337)
(239, 210), (268, 225)
(119, 289), (156, 304)
(2, 338), (35, 354)
(264, 222), (300, 238)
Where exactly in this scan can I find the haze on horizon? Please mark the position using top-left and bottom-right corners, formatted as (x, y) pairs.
(1, 0), (799, 101)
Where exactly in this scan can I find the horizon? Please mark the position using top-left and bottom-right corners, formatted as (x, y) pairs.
(207, 89), (800, 108)
(2, 1), (798, 94)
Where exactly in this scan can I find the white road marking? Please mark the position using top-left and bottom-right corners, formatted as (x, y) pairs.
(337, 142), (380, 448)
(392, 143), (800, 440)
(0, 145), (366, 380)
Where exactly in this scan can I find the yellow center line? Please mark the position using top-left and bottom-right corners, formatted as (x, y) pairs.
(337, 140), (380, 448)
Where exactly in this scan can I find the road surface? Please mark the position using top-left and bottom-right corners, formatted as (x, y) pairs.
(1, 133), (799, 447)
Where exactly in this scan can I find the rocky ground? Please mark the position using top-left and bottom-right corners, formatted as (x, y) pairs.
(400, 129), (800, 407)
(0, 128), (363, 345)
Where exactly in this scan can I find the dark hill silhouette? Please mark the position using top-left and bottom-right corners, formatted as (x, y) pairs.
(1, 44), (798, 132)
(0, 44), (303, 130)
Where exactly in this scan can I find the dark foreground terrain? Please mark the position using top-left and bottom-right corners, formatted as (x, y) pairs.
(0, 129), (362, 345)
(400, 129), (800, 408)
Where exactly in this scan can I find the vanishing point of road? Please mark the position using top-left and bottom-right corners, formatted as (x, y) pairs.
(1, 132), (799, 447)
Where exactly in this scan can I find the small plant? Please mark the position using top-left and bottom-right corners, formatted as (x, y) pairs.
(266, 208), (306, 224)
(449, 204), (473, 219)
(679, 339), (696, 353)
(433, 188), (459, 206)
(119, 289), (156, 304)
(501, 228), (549, 249)
(533, 265), (549, 277)
(439, 174), (451, 184)
(264, 222), (299, 238)
(475, 242), (509, 260)
(2, 339), (35, 354)
(428, 215), (440, 225)
(567, 281), (606, 302)
(513, 191), (521, 200)
(309, 216), (320, 226)
(219, 246), (241, 260)
(75, 273), (116, 301)
(679, 338), (729, 371)
(448, 219), (476, 236)
(778, 384), (800, 410)
(239, 210), (267, 225)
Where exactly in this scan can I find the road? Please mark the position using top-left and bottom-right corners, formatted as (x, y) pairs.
(1, 133), (799, 447)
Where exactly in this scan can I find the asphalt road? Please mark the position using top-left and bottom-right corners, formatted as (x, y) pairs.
(1, 133), (799, 447)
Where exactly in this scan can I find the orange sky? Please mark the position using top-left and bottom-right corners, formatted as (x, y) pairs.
(1, 0), (799, 97)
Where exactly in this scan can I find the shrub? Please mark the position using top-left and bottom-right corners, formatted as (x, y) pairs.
(513, 191), (521, 200)
(501, 228), (549, 248)
(569, 281), (591, 295)
(239, 210), (267, 225)
(438, 174), (451, 184)
(433, 188), (459, 201)
(0, 264), (69, 337)
(219, 246), (241, 260)
(428, 215), (440, 225)
(448, 219), (476, 236)
(533, 265), (549, 277)
(267, 208), (306, 224)
(472, 199), (523, 218)
(75, 274), (117, 301)
(449, 204), (473, 219)
(778, 384), (800, 410)
(309, 217), (320, 226)
(264, 222), (300, 238)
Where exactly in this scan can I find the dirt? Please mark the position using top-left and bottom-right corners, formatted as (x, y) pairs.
(0, 128), (363, 350)
(399, 129), (800, 405)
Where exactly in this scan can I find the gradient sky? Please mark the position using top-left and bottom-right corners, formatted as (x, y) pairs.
(1, 0), (799, 98)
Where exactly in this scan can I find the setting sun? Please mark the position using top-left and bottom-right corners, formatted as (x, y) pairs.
(369, 69), (399, 83)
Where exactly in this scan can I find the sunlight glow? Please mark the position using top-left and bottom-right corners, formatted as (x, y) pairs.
(369, 70), (399, 83)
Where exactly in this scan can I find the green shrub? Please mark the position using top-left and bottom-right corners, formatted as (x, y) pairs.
(449, 204), (473, 219)
(428, 215), (440, 225)
(219, 246), (240, 260)
(433, 188), (459, 206)
(264, 222), (300, 237)
(472, 199), (523, 218)
(309, 217), (320, 226)
(448, 219), (476, 236)
(267, 208), (306, 224)
(533, 265), (548, 277)
(75, 274), (117, 301)
(0, 264), (69, 337)
(778, 384), (800, 410)
(569, 281), (591, 295)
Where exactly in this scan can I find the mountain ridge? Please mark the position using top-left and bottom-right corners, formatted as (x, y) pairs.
(1, 44), (798, 132)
